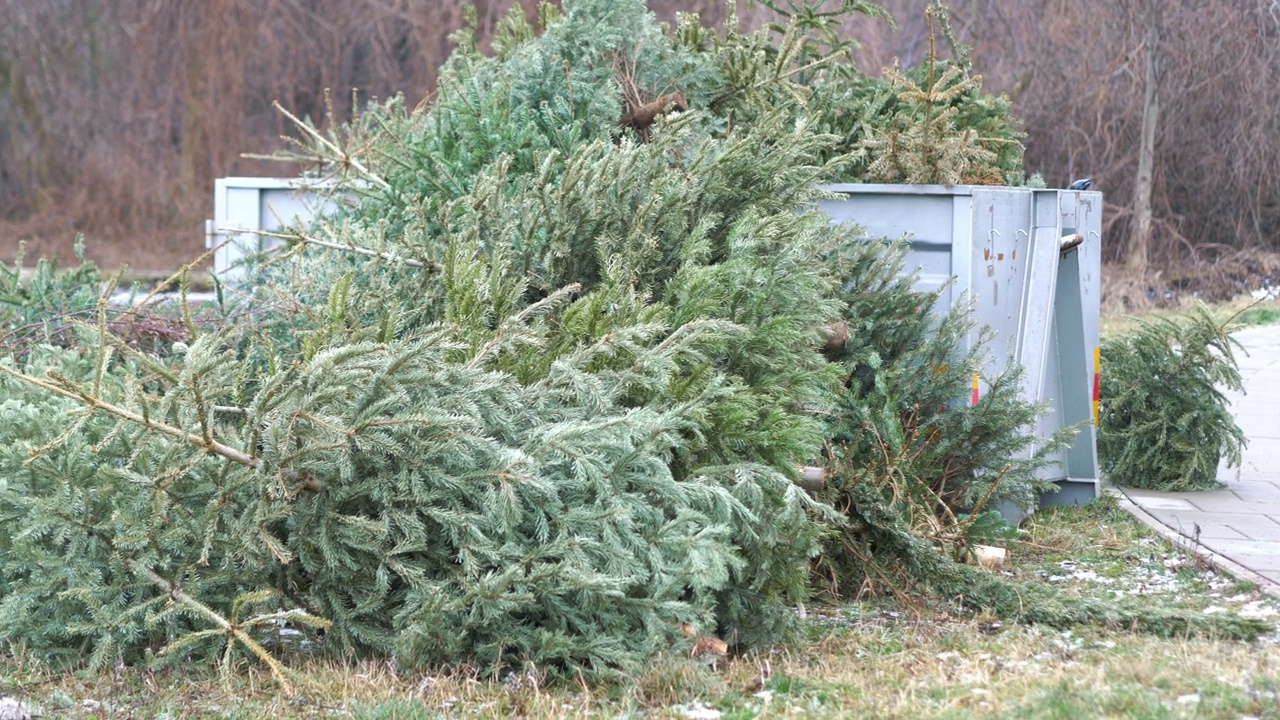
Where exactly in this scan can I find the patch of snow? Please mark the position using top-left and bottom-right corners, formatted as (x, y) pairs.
(1240, 601), (1277, 618)
(0, 697), (32, 720)
(672, 702), (722, 719)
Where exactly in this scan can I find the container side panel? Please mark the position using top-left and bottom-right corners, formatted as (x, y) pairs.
(817, 192), (962, 314)
(967, 188), (1034, 390)
(1054, 248), (1101, 483)
(215, 187), (265, 284)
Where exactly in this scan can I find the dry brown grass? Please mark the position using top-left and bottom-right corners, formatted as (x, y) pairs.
(1098, 246), (1280, 336)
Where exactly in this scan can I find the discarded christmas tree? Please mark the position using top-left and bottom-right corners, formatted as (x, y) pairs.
(1099, 305), (1246, 491)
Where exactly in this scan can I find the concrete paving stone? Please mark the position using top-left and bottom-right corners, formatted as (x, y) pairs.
(1174, 496), (1280, 514)
(1226, 478), (1280, 488)
(1131, 521), (1248, 540)
(1231, 437), (1276, 448)
(1235, 357), (1280, 365)
(1238, 437), (1279, 446)
(1188, 524), (1249, 540)
(1236, 453), (1280, 464)
(1234, 359), (1280, 370)
(1223, 480), (1280, 501)
(1237, 375), (1280, 384)
(1240, 427), (1280, 438)
(1232, 427), (1280, 437)
(1198, 550), (1280, 572)
(1139, 508), (1280, 544)
(1198, 538), (1280, 556)
(1220, 471), (1280, 483)
(1230, 519), (1280, 541)
(1239, 439), (1280, 448)
(1233, 461), (1280, 477)
(1236, 403), (1280, 415)
(1241, 421), (1279, 432)
(1121, 494), (1198, 511)
(1236, 352), (1280, 362)
(1134, 510), (1280, 532)
(1142, 508), (1224, 535)
(1230, 413), (1270, 422)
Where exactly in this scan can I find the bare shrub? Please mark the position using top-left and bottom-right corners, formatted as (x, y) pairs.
(0, 0), (542, 270)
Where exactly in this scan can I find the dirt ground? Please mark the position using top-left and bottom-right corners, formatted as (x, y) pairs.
(0, 217), (208, 276)
(1101, 249), (1280, 314)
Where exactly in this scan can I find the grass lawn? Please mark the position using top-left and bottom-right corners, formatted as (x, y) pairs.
(2, 495), (1277, 719)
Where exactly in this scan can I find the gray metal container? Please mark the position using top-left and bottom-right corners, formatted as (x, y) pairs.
(208, 178), (1103, 518)
(817, 183), (1103, 519)
(206, 177), (348, 284)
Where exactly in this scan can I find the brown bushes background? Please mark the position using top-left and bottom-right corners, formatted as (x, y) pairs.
(2, 0), (1278, 277)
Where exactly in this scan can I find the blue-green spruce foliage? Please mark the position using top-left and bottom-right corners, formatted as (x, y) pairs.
(0, 0), (1052, 679)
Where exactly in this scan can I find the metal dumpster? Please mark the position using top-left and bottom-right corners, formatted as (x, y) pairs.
(208, 178), (1103, 518)
(205, 177), (348, 284)
(817, 183), (1103, 518)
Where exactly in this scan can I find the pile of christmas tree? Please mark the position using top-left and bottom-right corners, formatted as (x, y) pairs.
(1, 0), (1259, 685)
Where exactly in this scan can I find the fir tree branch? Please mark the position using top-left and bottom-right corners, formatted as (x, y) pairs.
(272, 101), (389, 190)
(122, 240), (223, 319)
(135, 564), (295, 694)
(0, 364), (259, 468)
(709, 53), (843, 108)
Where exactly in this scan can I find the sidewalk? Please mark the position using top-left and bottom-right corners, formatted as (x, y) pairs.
(1118, 322), (1280, 596)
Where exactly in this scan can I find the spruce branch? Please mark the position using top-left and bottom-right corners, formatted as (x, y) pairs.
(0, 364), (259, 468)
(123, 239), (224, 320)
(271, 101), (390, 190)
(137, 566), (327, 694)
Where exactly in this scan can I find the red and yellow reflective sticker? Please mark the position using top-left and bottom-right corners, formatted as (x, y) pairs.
(1092, 346), (1101, 426)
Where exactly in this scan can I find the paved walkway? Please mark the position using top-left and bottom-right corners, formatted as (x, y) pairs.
(1119, 322), (1280, 596)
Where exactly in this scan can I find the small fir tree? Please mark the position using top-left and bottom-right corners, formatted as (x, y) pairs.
(1099, 305), (1246, 491)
